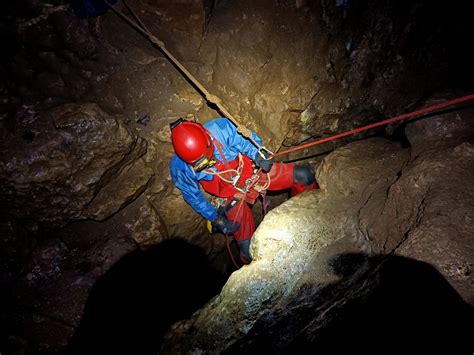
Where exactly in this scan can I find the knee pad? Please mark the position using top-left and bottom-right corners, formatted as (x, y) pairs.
(293, 164), (316, 186)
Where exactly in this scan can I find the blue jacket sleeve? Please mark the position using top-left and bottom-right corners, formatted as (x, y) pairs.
(219, 118), (264, 161)
(170, 157), (218, 221)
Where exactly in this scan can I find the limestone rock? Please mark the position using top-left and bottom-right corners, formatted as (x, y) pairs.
(120, 195), (169, 249)
(361, 107), (474, 302)
(2, 191), (171, 352)
(225, 253), (472, 353)
(151, 192), (211, 249)
(0, 103), (150, 228)
(405, 95), (474, 156)
(85, 157), (154, 221)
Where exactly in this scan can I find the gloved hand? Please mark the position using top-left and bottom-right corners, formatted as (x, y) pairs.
(254, 150), (274, 172)
(211, 207), (240, 235)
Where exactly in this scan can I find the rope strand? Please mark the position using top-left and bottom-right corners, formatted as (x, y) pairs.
(102, 0), (262, 150)
(272, 94), (474, 158)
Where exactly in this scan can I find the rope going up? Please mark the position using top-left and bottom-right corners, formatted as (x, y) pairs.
(101, 0), (264, 151)
(272, 94), (474, 159)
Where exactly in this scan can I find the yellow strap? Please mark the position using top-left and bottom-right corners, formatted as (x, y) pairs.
(206, 220), (213, 233)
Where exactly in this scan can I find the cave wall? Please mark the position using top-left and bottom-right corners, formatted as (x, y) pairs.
(1, 0), (471, 240)
(0, 0), (472, 352)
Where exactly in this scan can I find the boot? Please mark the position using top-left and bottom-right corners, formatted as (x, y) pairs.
(291, 164), (318, 196)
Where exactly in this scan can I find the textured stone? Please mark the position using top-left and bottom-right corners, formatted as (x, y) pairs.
(405, 95), (474, 156)
(120, 195), (168, 248)
(85, 157), (154, 220)
(151, 192), (210, 247)
(361, 107), (474, 302)
(1, 191), (171, 352)
(225, 253), (472, 354)
(0, 103), (150, 228)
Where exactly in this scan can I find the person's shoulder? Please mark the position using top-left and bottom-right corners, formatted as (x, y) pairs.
(204, 117), (231, 129)
(170, 154), (187, 172)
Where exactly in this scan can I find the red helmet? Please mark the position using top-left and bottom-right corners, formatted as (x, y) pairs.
(170, 119), (214, 168)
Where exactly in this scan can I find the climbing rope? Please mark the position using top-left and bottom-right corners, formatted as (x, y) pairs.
(272, 94), (474, 159)
(203, 154), (245, 185)
(225, 234), (240, 269)
(102, 0), (264, 151)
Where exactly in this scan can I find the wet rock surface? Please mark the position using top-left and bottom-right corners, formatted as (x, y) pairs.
(224, 253), (472, 354)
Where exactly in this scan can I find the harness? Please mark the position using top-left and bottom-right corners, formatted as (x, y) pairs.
(199, 134), (270, 205)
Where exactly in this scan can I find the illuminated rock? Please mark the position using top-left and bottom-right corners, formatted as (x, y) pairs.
(161, 138), (409, 353)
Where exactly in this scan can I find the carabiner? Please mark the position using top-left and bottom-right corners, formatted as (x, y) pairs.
(258, 146), (274, 159)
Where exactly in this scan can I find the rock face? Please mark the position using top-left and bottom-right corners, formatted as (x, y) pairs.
(360, 98), (474, 302)
(0, 103), (152, 228)
(1, 0), (470, 238)
(161, 106), (473, 353)
(224, 253), (472, 354)
(191, 0), (473, 150)
(0, 0), (473, 353)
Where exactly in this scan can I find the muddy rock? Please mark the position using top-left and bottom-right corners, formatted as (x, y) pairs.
(198, 2), (321, 149)
(0, 103), (150, 228)
(119, 195), (168, 249)
(224, 252), (472, 353)
(405, 95), (474, 156)
(361, 106), (474, 302)
(151, 192), (210, 248)
(85, 156), (154, 221)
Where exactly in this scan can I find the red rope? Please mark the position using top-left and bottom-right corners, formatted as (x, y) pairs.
(272, 94), (474, 158)
(225, 234), (240, 269)
(225, 199), (246, 269)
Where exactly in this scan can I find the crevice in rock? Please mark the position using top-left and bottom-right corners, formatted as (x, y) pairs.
(389, 195), (427, 254)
